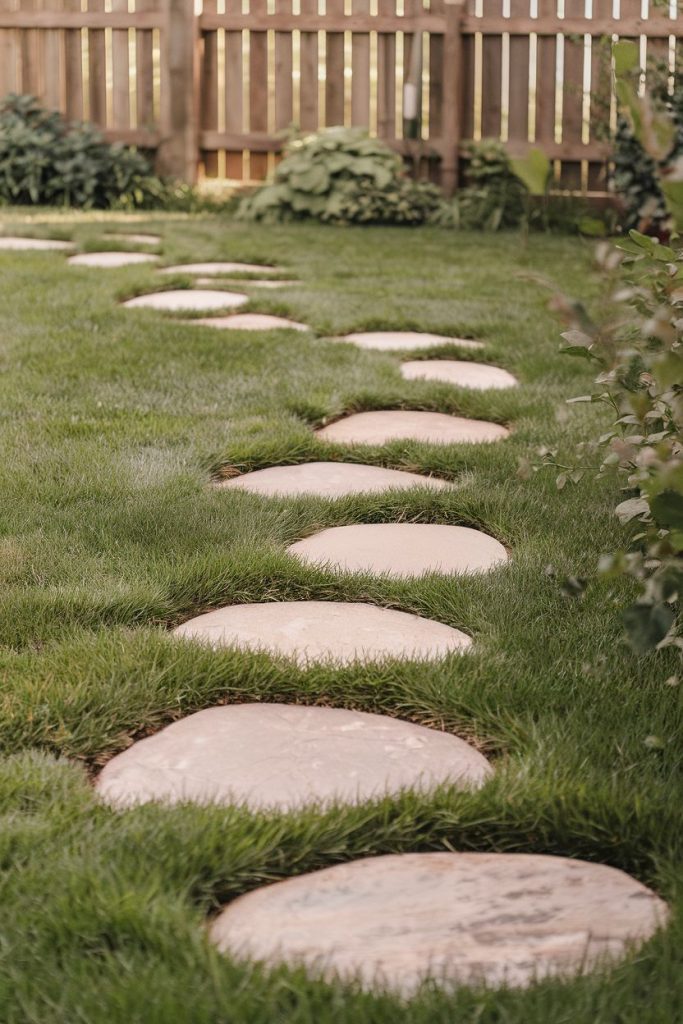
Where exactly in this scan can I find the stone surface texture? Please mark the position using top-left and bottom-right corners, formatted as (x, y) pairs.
(103, 233), (160, 245)
(173, 600), (471, 664)
(217, 462), (449, 498)
(0, 236), (72, 250)
(209, 852), (668, 994)
(339, 331), (485, 351)
(160, 262), (279, 275)
(401, 359), (518, 390)
(193, 313), (309, 331)
(122, 289), (247, 311)
(68, 252), (160, 268)
(287, 523), (508, 577)
(96, 704), (491, 809)
(316, 410), (509, 445)
(195, 278), (297, 289)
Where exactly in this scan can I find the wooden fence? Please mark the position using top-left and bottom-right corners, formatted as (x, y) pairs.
(0, 0), (681, 192)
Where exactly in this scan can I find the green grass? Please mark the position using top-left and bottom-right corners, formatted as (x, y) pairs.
(0, 211), (681, 1024)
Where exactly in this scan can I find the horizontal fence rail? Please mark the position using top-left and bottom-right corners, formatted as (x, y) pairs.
(0, 0), (681, 193)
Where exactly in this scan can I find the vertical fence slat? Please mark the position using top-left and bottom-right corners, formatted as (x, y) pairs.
(325, 0), (345, 125)
(44, 0), (63, 111)
(442, 0), (464, 193)
(249, 0), (268, 178)
(135, 0), (156, 131)
(480, 0), (502, 138)
(159, 0), (197, 180)
(200, 0), (218, 175)
(534, 0), (557, 155)
(587, 0), (611, 190)
(351, 0), (371, 126)
(112, 0), (130, 129)
(0, 0), (19, 100)
(274, 0), (293, 130)
(225, 0), (244, 178)
(377, 0), (396, 138)
(559, 0), (584, 188)
(87, 0), (107, 126)
(20, 0), (42, 99)
(63, 0), (83, 120)
(299, 0), (318, 129)
(507, 0), (529, 144)
(461, 0), (475, 140)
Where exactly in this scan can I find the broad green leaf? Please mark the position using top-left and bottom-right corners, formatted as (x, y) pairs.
(509, 147), (551, 196)
(623, 602), (675, 653)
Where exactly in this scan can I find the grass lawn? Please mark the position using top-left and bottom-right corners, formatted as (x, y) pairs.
(0, 210), (681, 1023)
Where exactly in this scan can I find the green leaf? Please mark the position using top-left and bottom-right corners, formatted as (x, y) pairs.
(509, 147), (551, 196)
(650, 489), (683, 529)
(613, 39), (639, 76)
(623, 602), (675, 653)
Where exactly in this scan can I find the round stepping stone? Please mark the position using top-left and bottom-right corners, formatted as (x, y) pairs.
(339, 331), (485, 351)
(317, 410), (509, 445)
(122, 289), (247, 312)
(173, 601), (471, 664)
(160, 262), (279, 276)
(287, 524), (507, 578)
(402, 359), (518, 390)
(217, 462), (449, 498)
(96, 704), (491, 810)
(192, 313), (309, 331)
(0, 236), (72, 251)
(195, 278), (297, 289)
(67, 251), (159, 268)
(103, 232), (160, 245)
(209, 852), (668, 994)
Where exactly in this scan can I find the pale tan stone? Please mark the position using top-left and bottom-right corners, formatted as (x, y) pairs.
(287, 523), (508, 577)
(68, 252), (159, 268)
(96, 704), (490, 810)
(209, 852), (668, 994)
(0, 236), (72, 251)
(192, 313), (309, 331)
(122, 289), (247, 311)
(401, 359), (518, 390)
(339, 331), (485, 351)
(160, 262), (279, 275)
(173, 600), (471, 664)
(217, 462), (449, 498)
(195, 278), (298, 288)
(103, 233), (161, 245)
(316, 410), (509, 445)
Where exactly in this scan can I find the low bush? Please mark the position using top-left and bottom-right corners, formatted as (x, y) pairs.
(236, 127), (447, 226)
(454, 140), (527, 230)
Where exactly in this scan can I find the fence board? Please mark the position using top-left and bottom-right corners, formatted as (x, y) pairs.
(0, 0), (19, 99)
(63, 0), (82, 120)
(87, 0), (106, 125)
(534, 0), (557, 158)
(377, 0), (396, 137)
(112, 0), (130, 130)
(299, 0), (318, 129)
(200, 0), (217, 174)
(560, 0), (585, 189)
(44, 0), (62, 111)
(481, 0), (502, 138)
(274, 0), (293, 130)
(225, 0), (243, 178)
(249, 0), (268, 178)
(351, 0), (371, 126)
(507, 0), (529, 144)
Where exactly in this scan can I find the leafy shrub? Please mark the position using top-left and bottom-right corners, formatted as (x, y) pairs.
(0, 93), (164, 209)
(454, 140), (527, 230)
(236, 127), (447, 226)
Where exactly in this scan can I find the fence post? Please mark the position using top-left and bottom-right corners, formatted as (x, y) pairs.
(158, 0), (198, 183)
(441, 0), (465, 195)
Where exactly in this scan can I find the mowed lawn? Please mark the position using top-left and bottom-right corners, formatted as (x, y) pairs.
(0, 211), (681, 1024)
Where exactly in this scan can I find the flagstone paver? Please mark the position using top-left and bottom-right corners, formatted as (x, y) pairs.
(209, 852), (668, 994)
(217, 461), (450, 498)
(122, 289), (247, 312)
(316, 410), (509, 445)
(173, 600), (471, 664)
(402, 359), (518, 390)
(0, 236), (72, 251)
(287, 523), (508, 577)
(96, 704), (491, 810)
(160, 262), (279, 276)
(195, 278), (298, 288)
(192, 313), (309, 331)
(68, 252), (160, 268)
(338, 331), (485, 351)
(103, 233), (161, 245)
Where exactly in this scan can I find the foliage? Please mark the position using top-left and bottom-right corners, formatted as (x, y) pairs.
(510, 147), (552, 198)
(453, 140), (527, 231)
(236, 127), (447, 226)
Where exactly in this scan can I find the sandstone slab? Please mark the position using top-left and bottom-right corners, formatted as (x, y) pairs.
(122, 289), (247, 312)
(68, 251), (159, 268)
(401, 359), (518, 390)
(316, 410), (509, 445)
(209, 852), (668, 994)
(173, 600), (471, 664)
(96, 703), (490, 810)
(160, 262), (279, 275)
(287, 523), (508, 577)
(103, 233), (160, 245)
(0, 236), (72, 251)
(195, 278), (297, 289)
(193, 313), (309, 331)
(218, 462), (449, 498)
(339, 331), (485, 351)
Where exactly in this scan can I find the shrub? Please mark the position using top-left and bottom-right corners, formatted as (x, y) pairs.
(0, 93), (162, 209)
(454, 140), (527, 230)
(236, 127), (447, 226)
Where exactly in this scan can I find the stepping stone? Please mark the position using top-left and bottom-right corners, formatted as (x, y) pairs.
(217, 461), (449, 498)
(339, 331), (485, 351)
(402, 359), (518, 390)
(195, 278), (297, 289)
(122, 289), (247, 312)
(209, 852), (668, 994)
(317, 410), (509, 445)
(96, 704), (491, 810)
(160, 262), (279, 276)
(287, 523), (508, 577)
(0, 236), (72, 251)
(173, 601), (471, 664)
(103, 233), (160, 245)
(192, 313), (309, 331)
(67, 251), (159, 268)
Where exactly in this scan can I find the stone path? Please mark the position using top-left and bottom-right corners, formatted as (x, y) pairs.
(209, 852), (668, 994)
(173, 601), (471, 664)
(160, 262), (280, 276)
(217, 462), (449, 497)
(337, 331), (485, 351)
(96, 704), (491, 810)
(122, 289), (248, 311)
(192, 313), (309, 331)
(103, 232), (160, 245)
(317, 410), (509, 445)
(0, 236), (72, 250)
(401, 359), (518, 390)
(195, 278), (298, 289)
(287, 523), (508, 577)
(68, 252), (160, 268)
